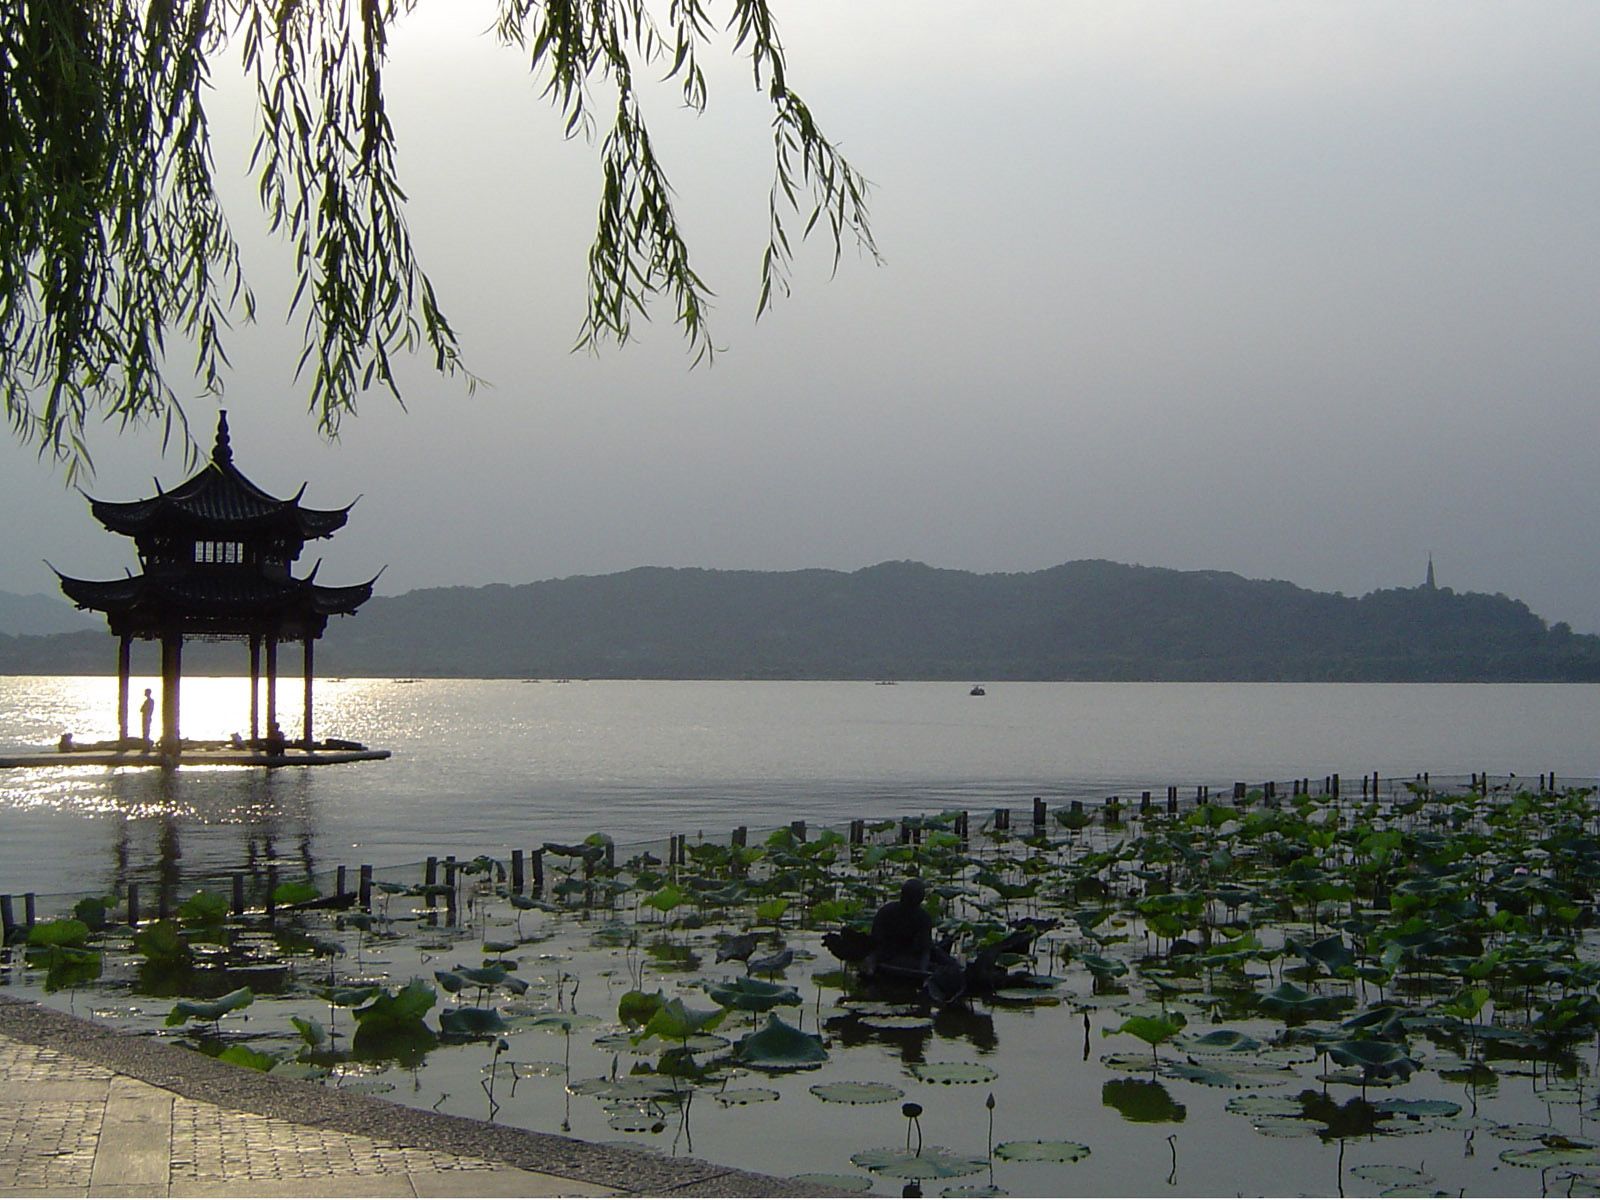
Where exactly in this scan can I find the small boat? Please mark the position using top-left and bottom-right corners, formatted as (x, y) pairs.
(969, 684), (986, 696)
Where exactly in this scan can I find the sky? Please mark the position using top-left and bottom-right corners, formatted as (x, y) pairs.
(6, 1), (1600, 631)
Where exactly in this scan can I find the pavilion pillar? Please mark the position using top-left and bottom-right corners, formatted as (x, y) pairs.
(249, 635), (261, 741)
(302, 638), (315, 749)
(160, 633), (182, 756)
(116, 634), (132, 743)
(265, 636), (278, 735)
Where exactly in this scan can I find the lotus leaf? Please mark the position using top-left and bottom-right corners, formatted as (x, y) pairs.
(1375, 1098), (1462, 1118)
(618, 989), (665, 1028)
(322, 985), (380, 1008)
(993, 1139), (1091, 1163)
(850, 1147), (989, 1180)
(910, 1061), (998, 1086)
(607, 1107), (666, 1133)
(290, 1016), (327, 1047)
(788, 1175), (871, 1194)
(705, 976), (801, 1012)
(439, 1006), (508, 1037)
(178, 891), (230, 926)
(734, 1014), (827, 1070)
(354, 979), (438, 1032)
(1500, 1145), (1600, 1169)
(712, 1088), (781, 1106)
(217, 1045), (277, 1072)
(810, 1081), (905, 1105)
(165, 987), (254, 1026)
(27, 918), (91, 948)
(1318, 1037), (1420, 1083)
(1350, 1164), (1434, 1186)
(639, 997), (728, 1043)
(273, 881), (321, 906)
(1179, 1029), (1260, 1054)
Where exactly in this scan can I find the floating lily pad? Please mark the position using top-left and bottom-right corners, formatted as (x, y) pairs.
(851, 1147), (989, 1180)
(789, 1175), (871, 1194)
(1226, 1095), (1305, 1118)
(606, 1106), (666, 1133)
(993, 1139), (1091, 1163)
(1352, 1165), (1435, 1186)
(510, 1061), (564, 1079)
(810, 1081), (905, 1105)
(911, 1062), (999, 1086)
(712, 1088), (780, 1107)
(335, 1079), (396, 1095)
(1375, 1098), (1462, 1119)
(1500, 1145), (1600, 1170)
(1178, 1029), (1260, 1054)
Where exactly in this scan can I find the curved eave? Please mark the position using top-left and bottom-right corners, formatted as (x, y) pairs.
(84, 465), (355, 539)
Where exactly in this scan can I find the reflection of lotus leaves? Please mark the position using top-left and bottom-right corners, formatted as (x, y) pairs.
(267, 1060), (329, 1080)
(850, 1146), (989, 1179)
(809, 1082), (905, 1105)
(712, 1088), (780, 1107)
(843, 1002), (922, 1017)
(1493, 1123), (1565, 1142)
(1103, 1078), (1186, 1123)
(566, 1077), (619, 1096)
(788, 1174), (871, 1194)
(994, 1139), (1091, 1163)
(527, 1013), (601, 1034)
(910, 1062), (999, 1086)
(1158, 1062), (1253, 1089)
(992, 989), (1061, 1006)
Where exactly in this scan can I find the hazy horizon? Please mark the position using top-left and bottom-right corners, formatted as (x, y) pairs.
(5, 3), (1598, 632)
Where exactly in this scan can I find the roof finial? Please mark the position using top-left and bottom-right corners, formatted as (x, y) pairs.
(213, 411), (233, 465)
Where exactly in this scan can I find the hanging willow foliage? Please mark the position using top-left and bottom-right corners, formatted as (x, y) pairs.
(0, 0), (877, 475)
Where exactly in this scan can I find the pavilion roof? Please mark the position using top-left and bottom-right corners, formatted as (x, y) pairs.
(55, 570), (375, 634)
(83, 412), (354, 540)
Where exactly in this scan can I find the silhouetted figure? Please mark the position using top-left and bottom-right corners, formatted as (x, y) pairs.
(866, 877), (935, 980)
(139, 688), (155, 747)
(58, 731), (74, 752)
(264, 721), (287, 756)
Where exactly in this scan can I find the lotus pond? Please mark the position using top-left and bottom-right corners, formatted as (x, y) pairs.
(9, 782), (1600, 1196)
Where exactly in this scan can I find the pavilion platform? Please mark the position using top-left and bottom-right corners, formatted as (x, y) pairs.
(0, 740), (389, 769)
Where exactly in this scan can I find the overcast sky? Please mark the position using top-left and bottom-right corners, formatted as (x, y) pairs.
(6, 1), (1600, 632)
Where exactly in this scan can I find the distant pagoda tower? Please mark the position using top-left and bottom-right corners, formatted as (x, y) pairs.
(1425, 554), (1437, 590)
(54, 412), (376, 756)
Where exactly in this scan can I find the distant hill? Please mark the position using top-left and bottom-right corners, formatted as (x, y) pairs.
(0, 590), (101, 637)
(7, 560), (1600, 681)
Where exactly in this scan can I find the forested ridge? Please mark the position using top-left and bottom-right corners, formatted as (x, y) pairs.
(4, 560), (1597, 682)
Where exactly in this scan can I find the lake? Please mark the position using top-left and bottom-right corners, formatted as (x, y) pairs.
(1, 675), (1596, 898)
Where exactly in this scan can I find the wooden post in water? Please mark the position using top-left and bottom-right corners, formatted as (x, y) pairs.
(265, 867), (277, 925)
(531, 850), (544, 896)
(1032, 797), (1047, 832)
(359, 865), (373, 910)
(899, 819), (912, 845)
(993, 807), (1009, 832)
(156, 884), (169, 921)
(790, 820), (807, 842)
(958, 811), (969, 846)
(511, 850), (524, 895)
(335, 865), (347, 900)
(23, 894), (36, 930)
(0, 895), (12, 943)
(847, 820), (862, 847)
(127, 884), (139, 928)
(425, 857), (438, 889)
(232, 874), (245, 916)
(1332, 774), (1340, 798)
(732, 827), (748, 848)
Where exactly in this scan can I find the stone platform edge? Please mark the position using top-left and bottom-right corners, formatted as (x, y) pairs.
(0, 996), (830, 1197)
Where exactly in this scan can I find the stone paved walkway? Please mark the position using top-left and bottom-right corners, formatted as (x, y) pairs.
(0, 1034), (612, 1197)
(0, 999), (825, 1198)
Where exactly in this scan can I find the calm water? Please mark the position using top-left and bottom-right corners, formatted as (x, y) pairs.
(1, 675), (1596, 896)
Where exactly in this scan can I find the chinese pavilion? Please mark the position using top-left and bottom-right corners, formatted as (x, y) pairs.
(54, 412), (376, 757)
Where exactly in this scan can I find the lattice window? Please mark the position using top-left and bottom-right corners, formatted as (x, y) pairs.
(194, 540), (244, 564)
